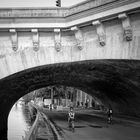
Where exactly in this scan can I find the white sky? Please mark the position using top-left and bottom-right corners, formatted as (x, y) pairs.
(0, 0), (86, 8)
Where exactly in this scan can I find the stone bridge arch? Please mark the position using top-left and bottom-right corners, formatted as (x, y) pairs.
(0, 0), (140, 139)
(0, 59), (140, 139)
(0, 2), (140, 79)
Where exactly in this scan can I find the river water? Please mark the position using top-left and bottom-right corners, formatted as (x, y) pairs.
(8, 103), (32, 140)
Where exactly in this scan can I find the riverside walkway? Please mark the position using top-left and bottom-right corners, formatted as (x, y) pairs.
(41, 107), (140, 140)
(36, 113), (55, 140)
(24, 104), (58, 140)
(24, 104), (140, 140)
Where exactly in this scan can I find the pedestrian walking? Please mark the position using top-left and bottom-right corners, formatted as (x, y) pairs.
(107, 107), (113, 124)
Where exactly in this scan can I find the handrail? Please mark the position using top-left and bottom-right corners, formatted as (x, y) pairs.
(41, 112), (64, 140)
(23, 103), (64, 140)
(23, 104), (40, 140)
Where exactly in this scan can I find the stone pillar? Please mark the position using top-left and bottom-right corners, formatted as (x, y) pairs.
(0, 95), (13, 140)
(0, 111), (9, 140)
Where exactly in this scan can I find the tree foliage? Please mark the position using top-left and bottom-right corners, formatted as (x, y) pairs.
(22, 85), (78, 103)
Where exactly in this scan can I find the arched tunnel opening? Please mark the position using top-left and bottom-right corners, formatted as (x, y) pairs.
(0, 59), (140, 139)
(8, 85), (104, 140)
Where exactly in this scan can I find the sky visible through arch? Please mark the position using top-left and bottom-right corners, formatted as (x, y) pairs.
(0, 0), (86, 8)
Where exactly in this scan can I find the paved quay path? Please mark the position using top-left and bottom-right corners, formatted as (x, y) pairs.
(36, 113), (55, 140)
(27, 111), (57, 140)
(42, 109), (140, 140)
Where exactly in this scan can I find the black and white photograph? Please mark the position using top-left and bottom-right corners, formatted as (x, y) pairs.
(0, 0), (140, 140)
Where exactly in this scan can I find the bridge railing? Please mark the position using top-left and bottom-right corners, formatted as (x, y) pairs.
(23, 104), (40, 140)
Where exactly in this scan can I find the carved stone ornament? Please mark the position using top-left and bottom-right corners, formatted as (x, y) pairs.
(124, 27), (133, 41)
(31, 29), (39, 51)
(55, 41), (61, 52)
(54, 29), (61, 52)
(71, 26), (84, 50)
(33, 42), (39, 51)
(98, 34), (106, 46)
(12, 44), (18, 51)
(9, 29), (18, 51)
(92, 20), (106, 46)
(118, 13), (132, 41)
(76, 39), (83, 50)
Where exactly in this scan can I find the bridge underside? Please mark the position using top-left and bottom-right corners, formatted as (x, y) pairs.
(0, 59), (140, 138)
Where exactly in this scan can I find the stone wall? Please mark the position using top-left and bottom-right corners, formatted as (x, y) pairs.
(0, 13), (140, 79)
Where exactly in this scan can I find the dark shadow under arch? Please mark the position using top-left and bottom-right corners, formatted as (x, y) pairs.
(0, 59), (140, 139)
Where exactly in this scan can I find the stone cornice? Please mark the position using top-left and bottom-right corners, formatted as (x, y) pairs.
(0, 0), (138, 18)
(0, 0), (139, 29)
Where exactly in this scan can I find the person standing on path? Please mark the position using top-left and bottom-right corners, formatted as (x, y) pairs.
(107, 107), (113, 124)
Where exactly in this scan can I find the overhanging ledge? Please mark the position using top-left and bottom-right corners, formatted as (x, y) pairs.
(0, 0), (139, 29)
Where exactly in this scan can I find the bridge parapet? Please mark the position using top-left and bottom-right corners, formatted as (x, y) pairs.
(0, 0), (120, 18)
(0, 0), (139, 28)
(0, 0), (140, 79)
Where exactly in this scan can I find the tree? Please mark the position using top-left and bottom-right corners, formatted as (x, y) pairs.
(22, 85), (78, 105)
